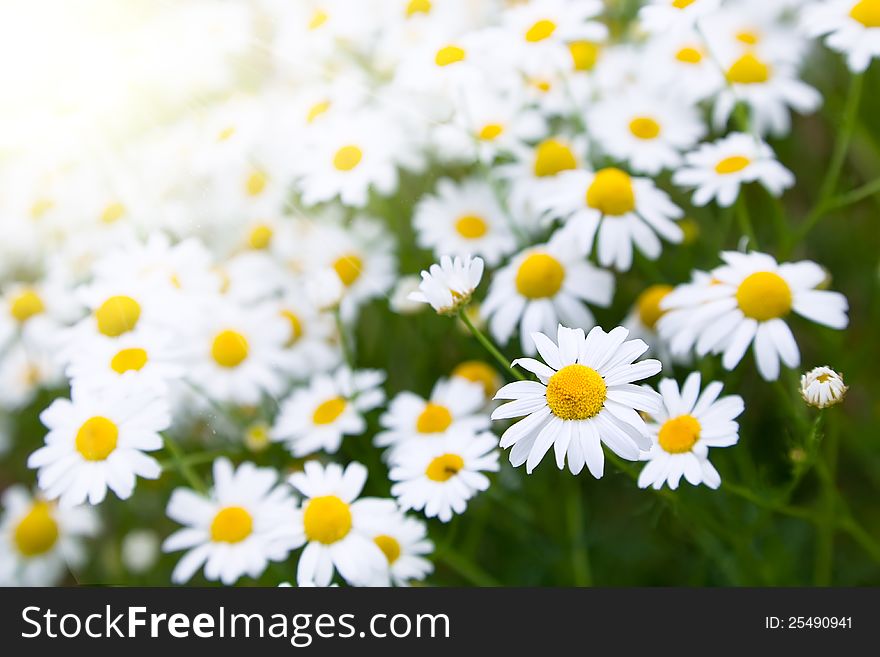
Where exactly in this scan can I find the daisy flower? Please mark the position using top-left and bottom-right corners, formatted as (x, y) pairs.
(672, 133), (794, 207)
(658, 251), (849, 381)
(539, 167), (684, 271)
(412, 178), (516, 266)
(492, 325), (662, 477)
(800, 365), (848, 409)
(804, 0), (880, 73)
(644, 31), (725, 103)
(389, 429), (500, 522)
(0, 485), (99, 586)
(163, 458), (301, 585)
(0, 277), (80, 355)
(451, 360), (502, 401)
(28, 379), (171, 506)
(272, 292), (341, 379)
(639, 372), (743, 490)
(272, 367), (386, 457)
(622, 284), (680, 368)
(0, 343), (63, 411)
(289, 461), (397, 587)
(361, 510), (434, 587)
(408, 255), (484, 316)
(638, 0), (723, 35)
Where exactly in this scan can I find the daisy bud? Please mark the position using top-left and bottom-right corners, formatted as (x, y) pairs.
(408, 255), (484, 316)
(800, 366), (847, 409)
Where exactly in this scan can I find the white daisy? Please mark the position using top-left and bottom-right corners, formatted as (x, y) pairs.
(451, 359), (502, 401)
(272, 292), (341, 380)
(361, 510), (434, 587)
(491, 324), (662, 477)
(638, 372), (744, 490)
(0, 343), (63, 411)
(408, 255), (484, 316)
(800, 365), (848, 408)
(644, 31), (725, 103)
(638, 0), (723, 35)
(804, 0), (880, 73)
(622, 284), (681, 369)
(163, 458), (301, 585)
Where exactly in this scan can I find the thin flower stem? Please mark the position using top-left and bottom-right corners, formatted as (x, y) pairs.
(334, 308), (355, 368)
(162, 434), (208, 494)
(459, 310), (526, 381)
(822, 176), (880, 214)
(734, 195), (758, 249)
(158, 447), (243, 472)
(565, 477), (592, 586)
(434, 548), (500, 587)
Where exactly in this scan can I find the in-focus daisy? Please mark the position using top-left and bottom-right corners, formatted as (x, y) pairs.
(0, 485), (99, 586)
(272, 367), (386, 457)
(800, 365), (848, 409)
(28, 380), (171, 506)
(492, 325), (662, 477)
(658, 251), (849, 380)
(163, 458), (301, 585)
(482, 234), (614, 353)
(673, 133), (794, 207)
(389, 429), (499, 522)
(408, 255), (484, 316)
(361, 510), (434, 587)
(804, 0), (880, 73)
(638, 372), (744, 490)
(289, 461), (397, 586)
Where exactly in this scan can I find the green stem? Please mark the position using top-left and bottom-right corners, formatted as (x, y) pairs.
(814, 420), (839, 585)
(734, 194), (758, 249)
(822, 176), (880, 214)
(565, 478), (592, 586)
(334, 308), (355, 368)
(158, 447), (242, 472)
(459, 311), (525, 381)
(163, 434), (208, 493)
(434, 548), (500, 587)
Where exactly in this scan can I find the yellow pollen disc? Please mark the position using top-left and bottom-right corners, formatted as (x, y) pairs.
(10, 289), (45, 323)
(245, 422), (271, 452)
(452, 360), (500, 398)
(307, 100), (331, 123)
(673, 0), (696, 8)
(406, 0), (432, 17)
(525, 19), (556, 42)
(374, 534), (402, 564)
(629, 116), (662, 140)
(435, 45), (465, 66)
(715, 155), (751, 174)
(313, 397), (346, 425)
(111, 348), (148, 374)
(726, 53), (770, 84)
(478, 123), (504, 141)
(332, 145), (362, 171)
(675, 46), (703, 64)
(455, 214), (488, 239)
(333, 254), (363, 286)
(100, 202), (126, 224)
(248, 224), (273, 250)
(817, 373), (832, 383)
(516, 253), (565, 299)
(280, 310), (303, 346)
(425, 453), (465, 482)
(736, 271), (792, 321)
(416, 403), (453, 434)
(211, 330), (249, 368)
(658, 414), (701, 453)
(75, 416), (119, 461)
(637, 284), (674, 330)
(586, 167), (636, 216)
(30, 198), (54, 219)
(210, 506), (253, 544)
(217, 125), (236, 141)
(533, 138), (577, 177)
(530, 78), (552, 92)
(303, 495), (352, 544)
(850, 0), (880, 27)
(95, 295), (141, 337)
(245, 170), (268, 196)
(14, 502), (59, 557)
(545, 364), (607, 420)
(736, 30), (760, 45)
(569, 40), (600, 71)
(308, 9), (328, 30)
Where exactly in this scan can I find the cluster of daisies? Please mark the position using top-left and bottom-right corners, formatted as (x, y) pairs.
(1, 0), (868, 586)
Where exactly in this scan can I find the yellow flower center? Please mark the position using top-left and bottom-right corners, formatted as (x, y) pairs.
(248, 224), (273, 250)
(735, 271), (792, 321)
(586, 167), (636, 216)
(10, 289), (45, 323)
(374, 534), (402, 564)
(726, 53), (770, 84)
(569, 41), (600, 71)
(313, 397), (346, 425)
(675, 46), (703, 64)
(714, 155), (751, 174)
(75, 416), (119, 461)
(95, 295), (141, 337)
(217, 125), (236, 141)
(332, 145), (363, 171)
(406, 0), (432, 17)
(211, 330), (249, 368)
(629, 116), (662, 140)
(452, 360), (499, 398)
(455, 214), (488, 239)
(435, 45), (465, 66)
(245, 422), (271, 452)
(850, 0), (880, 27)
(333, 254), (363, 286)
(30, 198), (54, 219)
(515, 252), (566, 299)
(672, 0), (696, 8)
(530, 78), (552, 93)
(658, 414), (701, 453)
(637, 284), (674, 330)
(416, 402), (453, 434)
(533, 138), (577, 177)
(736, 30), (760, 45)
(477, 123), (504, 141)
(100, 202), (126, 224)
(308, 9), (328, 30)
(111, 348), (148, 374)
(425, 453), (465, 482)
(303, 495), (352, 544)
(525, 19), (556, 42)
(817, 373), (833, 383)
(280, 309), (303, 347)
(545, 364), (607, 420)
(14, 502), (59, 557)
(210, 506), (253, 544)
(307, 100), (331, 123)
(245, 170), (268, 196)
